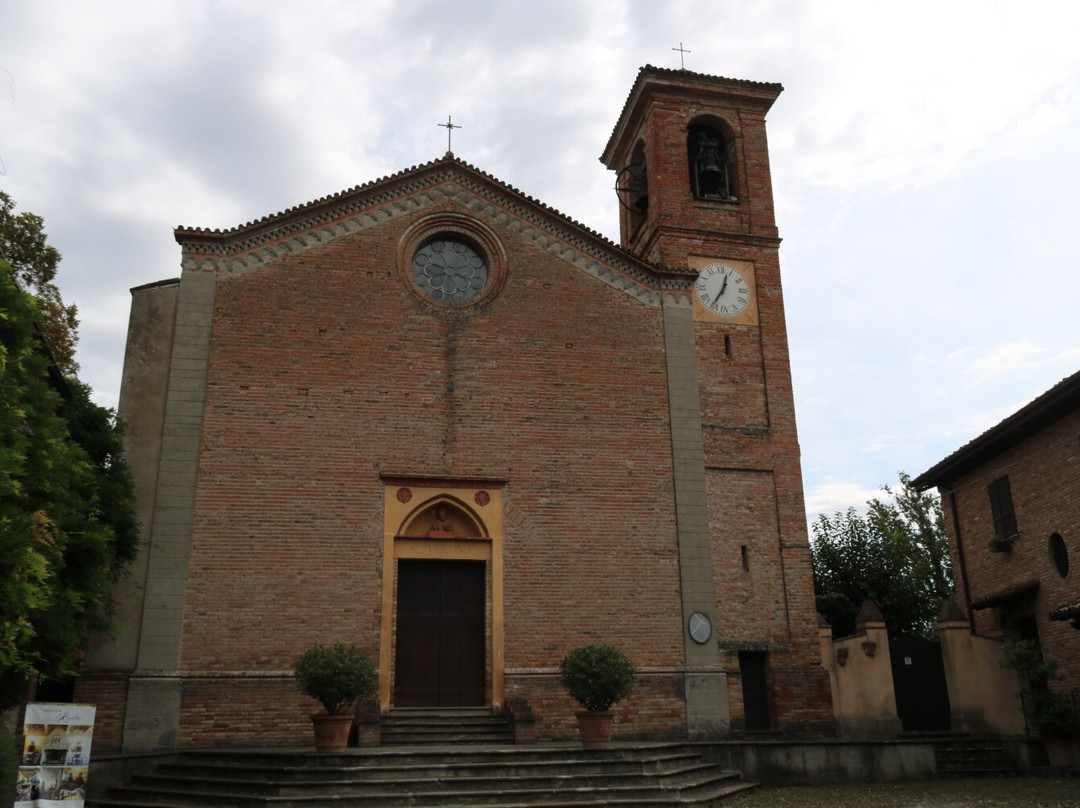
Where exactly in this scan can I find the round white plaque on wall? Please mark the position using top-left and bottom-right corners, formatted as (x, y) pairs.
(688, 612), (713, 644)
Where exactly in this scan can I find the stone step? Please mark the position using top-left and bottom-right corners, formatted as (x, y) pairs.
(381, 733), (515, 745)
(97, 783), (755, 808)
(95, 743), (755, 808)
(380, 709), (514, 745)
(933, 739), (1022, 778)
(159, 743), (703, 769)
(153, 750), (705, 783)
(130, 761), (734, 797)
(380, 708), (500, 723)
(110, 772), (748, 806)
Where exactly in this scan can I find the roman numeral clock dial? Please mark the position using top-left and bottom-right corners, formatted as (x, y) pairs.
(695, 262), (751, 318)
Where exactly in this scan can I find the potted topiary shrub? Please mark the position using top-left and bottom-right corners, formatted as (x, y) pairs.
(559, 644), (635, 748)
(294, 643), (378, 752)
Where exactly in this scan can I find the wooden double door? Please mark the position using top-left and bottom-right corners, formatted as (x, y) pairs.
(394, 560), (486, 707)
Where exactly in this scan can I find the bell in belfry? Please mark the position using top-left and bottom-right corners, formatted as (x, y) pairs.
(691, 128), (731, 199)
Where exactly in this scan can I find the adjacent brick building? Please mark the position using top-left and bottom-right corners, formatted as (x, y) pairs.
(78, 65), (833, 753)
(914, 370), (1080, 699)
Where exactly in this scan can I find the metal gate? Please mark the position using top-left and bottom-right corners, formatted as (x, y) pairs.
(889, 637), (951, 732)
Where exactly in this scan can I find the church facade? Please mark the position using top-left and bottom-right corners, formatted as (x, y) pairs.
(77, 66), (833, 753)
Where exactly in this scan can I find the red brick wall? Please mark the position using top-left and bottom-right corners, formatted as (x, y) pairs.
(942, 408), (1080, 694)
(697, 323), (768, 428)
(179, 678), (311, 748)
(708, 470), (786, 642)
(178, 207), (684, 738)
(72, 674), (127, 755)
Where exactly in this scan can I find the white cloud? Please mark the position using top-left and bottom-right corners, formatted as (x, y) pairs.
(804, 478), (881, 525)
(957, 340), (1080, 384)
(1, 0), (1079, 518)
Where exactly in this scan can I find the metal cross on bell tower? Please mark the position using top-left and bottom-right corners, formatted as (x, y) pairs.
(438, 115), (461, 156)
(672, 42), (691, 69)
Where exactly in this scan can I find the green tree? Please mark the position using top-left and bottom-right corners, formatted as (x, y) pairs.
(811, 472), (952, 639)
(0, 191), (78, 372)
(0, 240), (138, 709)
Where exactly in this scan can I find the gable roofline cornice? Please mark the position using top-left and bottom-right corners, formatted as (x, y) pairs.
(600, 65), (783, 167)
(173, 153), (692, 289)
(913, 368), (1080, 490)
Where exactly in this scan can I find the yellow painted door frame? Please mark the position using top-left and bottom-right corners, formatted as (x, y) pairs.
(379, 479), (505, 712)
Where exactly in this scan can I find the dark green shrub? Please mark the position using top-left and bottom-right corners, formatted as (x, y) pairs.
(1001, 640), (1079, 739)
(1023, 690), (1080, 739)
(294, 643), (377, 715)
(559, 645), (635, 712)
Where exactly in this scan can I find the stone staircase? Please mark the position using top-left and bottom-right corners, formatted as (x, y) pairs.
(380, 708), (514, 745)
(92, 743), (755, 807)
(934, 738), (1023, 777)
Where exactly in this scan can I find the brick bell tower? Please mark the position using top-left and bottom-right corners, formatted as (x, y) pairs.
(601, 65), (782, 264)
(603, 66), (833, 737)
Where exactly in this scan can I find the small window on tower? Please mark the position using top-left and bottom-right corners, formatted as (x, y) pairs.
(688, 123), (736, 201)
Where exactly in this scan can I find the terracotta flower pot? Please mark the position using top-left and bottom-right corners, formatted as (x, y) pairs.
(310, 713), (353, 752)
(575, 711), (614, 749)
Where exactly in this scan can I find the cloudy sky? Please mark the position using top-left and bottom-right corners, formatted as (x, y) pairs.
(3, 1), (1078, 523)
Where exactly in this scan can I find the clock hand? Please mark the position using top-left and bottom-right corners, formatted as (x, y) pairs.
(713, 290), (724, 309)
(712, 273), (730, 308)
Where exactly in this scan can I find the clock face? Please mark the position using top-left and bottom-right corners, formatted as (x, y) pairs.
(695, 262), (751, 318)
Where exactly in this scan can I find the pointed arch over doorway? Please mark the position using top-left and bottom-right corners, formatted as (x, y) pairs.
(398, 494), (488, 539)
(379, 478), (506, 713)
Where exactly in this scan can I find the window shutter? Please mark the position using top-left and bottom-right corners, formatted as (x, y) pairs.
(988, 476), (1018, 540)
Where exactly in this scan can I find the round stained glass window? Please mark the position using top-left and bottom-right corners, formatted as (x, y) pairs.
(411, 238), (488, 304)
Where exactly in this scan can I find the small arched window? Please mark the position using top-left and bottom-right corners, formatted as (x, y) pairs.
(688, 123), (736, 201)
(623, 140), (649, 232)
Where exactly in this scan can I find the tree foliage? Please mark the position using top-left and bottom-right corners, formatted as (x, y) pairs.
(0, 191), (78, 372)
(811, 472), (952, 639)
(0, 213), (138, 709)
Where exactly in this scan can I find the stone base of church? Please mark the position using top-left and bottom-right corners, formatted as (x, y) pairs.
(78, 663), (834, 753)
(177, 676), (310, 749)
(72, 673), (129, 755)
(76, 674), (317, 754)
(504, 671), (688, 742)
(724, 665), (835, 737)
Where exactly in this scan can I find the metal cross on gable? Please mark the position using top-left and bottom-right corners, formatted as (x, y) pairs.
(438, 115), (461, 154)
(673, 42), (691, 69)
